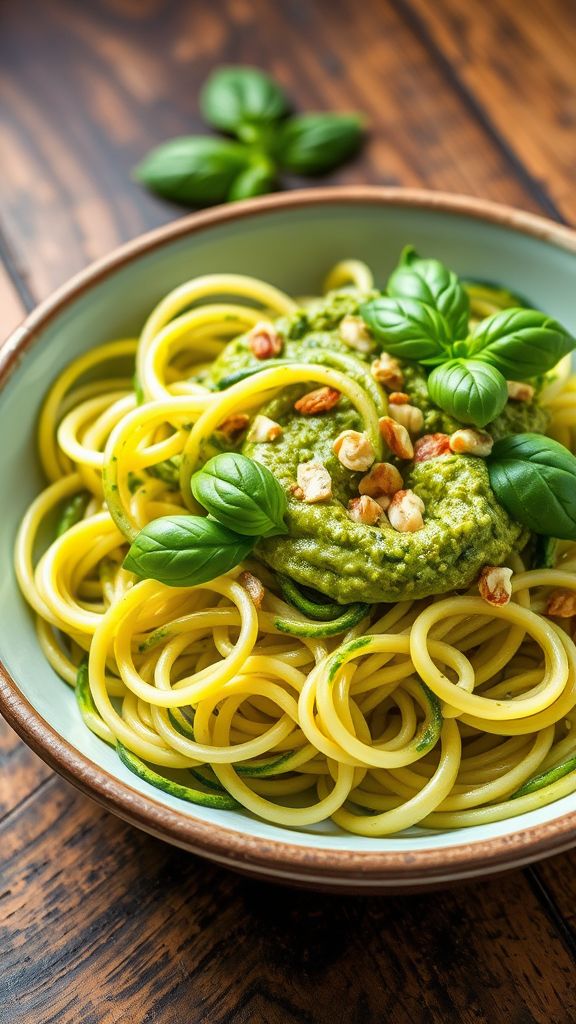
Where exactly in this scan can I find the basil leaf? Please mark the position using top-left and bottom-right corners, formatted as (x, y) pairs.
(191, 453), (287, 538)
(388, 246), (469, 339)
(427, 359), (508, 429)
(468, 308), (576, 379)
(273, 113), (364, 174)
(228, 160), (276, 201)
(488, 434), (576, 540)
(360, 297), (451, 363)
(134, 137), (251, 205)
(123, 516), (254, 586)
(200, 66), (289, 135)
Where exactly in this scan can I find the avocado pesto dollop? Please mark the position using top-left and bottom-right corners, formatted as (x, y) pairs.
(210, 291), (541, 604)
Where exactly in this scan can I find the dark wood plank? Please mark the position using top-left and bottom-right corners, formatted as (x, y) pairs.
(404, 0), (576, 223)
(1, 779), (575, 1024)
(536, 851), (576, 939)
(0, 0), (543, 300)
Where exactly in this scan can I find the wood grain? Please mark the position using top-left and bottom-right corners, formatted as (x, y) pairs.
(1, 780), (575, 1024)
(0, 0), (544, 299)
(404, 0), (576, 223)
(1, 1), (576, 1021)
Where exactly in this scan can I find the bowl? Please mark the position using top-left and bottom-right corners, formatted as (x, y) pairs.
(2, 187), (576, 892)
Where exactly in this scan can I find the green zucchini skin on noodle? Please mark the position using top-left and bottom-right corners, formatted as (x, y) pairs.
(274, 603), (370, 637)
(512, 755), (576, 798)
(117, 742), (239, 809)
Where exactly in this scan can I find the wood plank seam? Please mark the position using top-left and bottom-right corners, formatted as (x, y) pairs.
(0, 223), (36, 312)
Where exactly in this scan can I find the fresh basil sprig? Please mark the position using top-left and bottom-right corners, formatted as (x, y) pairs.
(427, 359), (508, 429)
(191, 453), (287, 538)
(360, 296), (452, 364)
(123, 516), (254, 587)
(467, 308), (575, 379)
(487, 434), (576, 539)
(388, 245), (470, 339)
(135, 65), (366, 206)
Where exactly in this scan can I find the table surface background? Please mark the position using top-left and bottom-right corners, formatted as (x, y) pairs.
(1, 2), (576, 1022)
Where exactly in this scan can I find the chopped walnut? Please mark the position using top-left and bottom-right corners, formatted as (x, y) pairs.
(388, 402), (424, 435)
(359, 461), (403, 499)
(296, 461), (332, 503)
(449, 428), (493, 457)
(339, 315), (375, 353)
(414, 433), (452, 462)
(247, 414), (283, 443)
(347, 495), (384, 525)
(247, 322), (283, 360)
(370, 353), (404, 390)
(387, 489), (425, 533)
(294, 386), (341, 415)
(238, 570), (265, 609)
(218, 414), (249, 441)
(546, 590), (576, 618)
(333, 430), (376, 471)
(378, 416), (414, 459)
(388, 392), (410, 405)
(478, 566), (513, 606)
(507, 380), (535, 402)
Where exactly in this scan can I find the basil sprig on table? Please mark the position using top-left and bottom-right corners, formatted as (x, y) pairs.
(487, 434), (576, 540)
(135, 66), (365, 206)
(124, 453), (287, 587)
(361, 248), (576, 429)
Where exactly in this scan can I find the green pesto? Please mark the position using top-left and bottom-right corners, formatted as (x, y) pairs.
(211, 291), (542, 605)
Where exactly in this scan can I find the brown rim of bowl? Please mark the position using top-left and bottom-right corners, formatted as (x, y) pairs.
(2, 185), (576, 885)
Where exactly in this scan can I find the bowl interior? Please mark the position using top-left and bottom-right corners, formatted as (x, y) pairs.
(1, 194), (576, 856)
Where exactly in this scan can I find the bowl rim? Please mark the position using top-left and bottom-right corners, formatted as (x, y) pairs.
(2, 184), (576, 884)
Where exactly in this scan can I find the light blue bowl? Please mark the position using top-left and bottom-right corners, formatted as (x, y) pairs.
(2, 188), (575, 890)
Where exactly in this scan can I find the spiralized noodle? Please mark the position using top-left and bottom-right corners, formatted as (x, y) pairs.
(15, 261), (576, 836)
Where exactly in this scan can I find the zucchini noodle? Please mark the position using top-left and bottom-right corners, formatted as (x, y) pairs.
(15, 264), (576, 836)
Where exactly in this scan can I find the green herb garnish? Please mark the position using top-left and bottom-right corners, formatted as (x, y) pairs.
(191, 453), (288, 539)
(487, 434), (576, 540)
(427, 359), (508, 429)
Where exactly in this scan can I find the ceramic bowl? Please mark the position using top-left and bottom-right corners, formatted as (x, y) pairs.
(2, 187), (576, 892)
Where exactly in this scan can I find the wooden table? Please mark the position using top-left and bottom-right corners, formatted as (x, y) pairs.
(1, 2), (576, 1020)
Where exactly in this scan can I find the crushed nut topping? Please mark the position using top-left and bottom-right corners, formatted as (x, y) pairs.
(339, 315), (375, 353)
(347, 495), (383, 525)
(387, 489), (425, 533)
(388, 392), (410, 405)
(449, 428), (494, 457)
(478, 566), (513, 606)
(379, 416), (414, 459)
(388, 402), (424, 435)
(370, 353), (404, 390)
(294, 386), (341, 415)
(546, 590), (576, 618)
(296, 461), (332, 503)
(247, 322), (283, 360)
(414, 433), (451, 462)
(238, 570), (265, 608)
(359, 461), (403, 499)
(507, 380), (535, 402)
(218, 414), (250, 440)
(333, 430), (376, 472)
(247, 414), (283, 443)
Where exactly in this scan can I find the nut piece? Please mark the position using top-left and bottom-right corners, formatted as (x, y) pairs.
(478, 566), (513, 607)
(388, 402), (424, 435)
(218, 414), (250, 441)
(333, 430), (376, 471)
(247, 322), (283, 360)
(339, 315), (375, 353)
(294, 386), (341, 415)
(347, 495), (384, 525)
(546, 590), (576, 618)
(449, 428), (494, 457)
(387, 489), (425, 533)
(507, 380), (535, 402)
(247, 414), (283, 443)
(296, 461), (332, 503)
(389, 392), (410, 405)
(379, 416), (414, 459)
(238, 570), (265, 609)
(414, 433), (451, 462)
(370, 353), (405, 390)
(359, 461), (403, 499)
